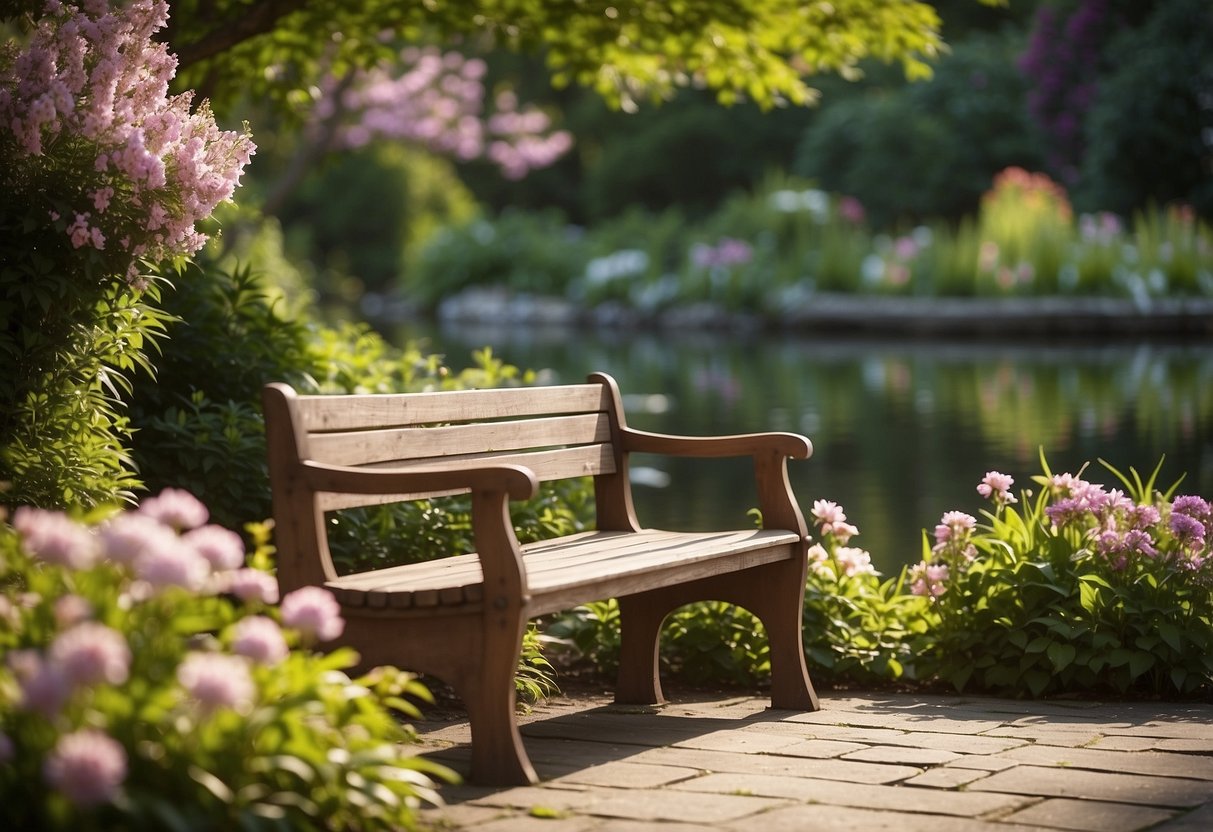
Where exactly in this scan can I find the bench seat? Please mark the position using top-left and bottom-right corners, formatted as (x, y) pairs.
(327, 528), (800, 613)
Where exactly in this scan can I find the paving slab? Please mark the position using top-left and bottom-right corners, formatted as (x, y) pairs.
(413, 688), (1213, 830)
(967, 764), (1213, 807)
(998, 797), (1176, 832)
(670, 772), (1031, 817)
(994, 743), (1213, 780)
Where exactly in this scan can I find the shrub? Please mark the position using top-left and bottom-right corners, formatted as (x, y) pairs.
(794, 30), (1046, 229)
(910, 458), (1213, 697)
(545, 458), (1213, 700)
(0, 0), (253, 509)
(0, 492), (445, 830)
(407, 209), (588, 309)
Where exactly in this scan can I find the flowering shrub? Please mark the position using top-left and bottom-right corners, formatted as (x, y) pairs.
(315, 46), (571, 181)
(0, 490), (445, 830)
(910, 458), (1213, 696)
(1, 0), (254, 509)
(1, 0), (254, 284)
(544, 458), (1212, 699)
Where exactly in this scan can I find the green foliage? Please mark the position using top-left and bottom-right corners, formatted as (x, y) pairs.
(545, 455), (1213, 700)
(167, 0), (967, 118)
(127, 260), (313, 528)
(277, 145), (479, 298)
(408, 210), (590, 308)
(793, 30), (1046, 228)
(912, 455), (1213, 697)
(416, 176), (1213, 314)
(1074, 0), (1213, 218)
(0, 505), (448, 830)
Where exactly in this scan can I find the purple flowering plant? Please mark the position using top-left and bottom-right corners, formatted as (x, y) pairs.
(909, 453), (1213, 697)
(0, 490), (446, 830)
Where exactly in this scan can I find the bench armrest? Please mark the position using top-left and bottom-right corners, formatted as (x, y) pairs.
(299, 459), (540, 501)
(619, 427), (812, 460)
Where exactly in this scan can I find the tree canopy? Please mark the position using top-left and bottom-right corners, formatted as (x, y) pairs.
(164, 0), (1004, 116)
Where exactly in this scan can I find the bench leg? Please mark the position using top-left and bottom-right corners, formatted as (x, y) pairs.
(730, 562), (820, 711)
(464, 616), (539, 786)
(615, 594), (668, 705)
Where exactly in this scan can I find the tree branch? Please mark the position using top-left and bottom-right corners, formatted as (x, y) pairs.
(170, 0), (311, 70)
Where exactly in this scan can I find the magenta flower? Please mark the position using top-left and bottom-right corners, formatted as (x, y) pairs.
(225, 568), (280, 605)
(1172, 495), (1213, 526)
(11, 507), (100, 570)
(183, 524), (245, 572)
(1170, 513), (1206, 552)
(138, 488), (208, 531)
(49, 622), (131, 688)
(177, 652), (256, 713)
(43, 729), (127, 808)
(280, 587), (345, 642)
(231, 616), (289, 666)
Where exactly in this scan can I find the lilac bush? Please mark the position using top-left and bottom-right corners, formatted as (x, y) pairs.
(0, 491), (444, 829)
(1, 0), (254, 284)
(1, 0), (256, 508)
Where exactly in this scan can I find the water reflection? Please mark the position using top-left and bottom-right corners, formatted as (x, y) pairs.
(397, 322), (1213, 573)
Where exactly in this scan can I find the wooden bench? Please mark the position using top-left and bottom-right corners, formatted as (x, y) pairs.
(262, 372), (820, 785)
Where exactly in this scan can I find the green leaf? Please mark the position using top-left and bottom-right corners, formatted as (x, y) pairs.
(1157, 622), (1182, 653)
(1128, 650), (1155, 679)
(1047, 642), (1076, 672)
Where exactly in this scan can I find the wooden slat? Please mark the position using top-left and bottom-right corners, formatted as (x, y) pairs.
(296, 384), (609, 432)
(323, 528), (798, 613)
(315, 445), (616, 512)
(308, 413), (612, 467)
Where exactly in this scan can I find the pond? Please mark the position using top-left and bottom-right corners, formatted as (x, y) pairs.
(395, 321), (1213, 575)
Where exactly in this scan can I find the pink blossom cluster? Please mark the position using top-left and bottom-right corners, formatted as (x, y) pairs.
(691, 237), (754, 270)
(909, 561), (949, 598)
(810, 499), (859, 545)
(327, 47), (571, 180)
(0, 0), (254, 282)
(1039, 473), (1210, 574)
(976, 471), (1018, 506)
(42, 729), (128, 807)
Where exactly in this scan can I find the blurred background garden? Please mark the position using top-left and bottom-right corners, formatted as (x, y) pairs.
(4, 2), (1213, 824)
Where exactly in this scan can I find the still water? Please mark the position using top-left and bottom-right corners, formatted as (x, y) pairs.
(398, 322), (1213, 574)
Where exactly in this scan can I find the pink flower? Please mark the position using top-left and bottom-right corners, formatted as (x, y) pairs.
(231, 616), (288, 665)
(54, 594), (94, 627)
(8, 650), (71, 717)
(43, 729), (127, 807)
(133, 536), (210, 591)
(225, 568), (279, 605)
(11, 506), (100, 570)
(280, 586), (344, 642)
(834, 546), (876, 577)
(183, 524), (245, 572)
(98, 512), (177, 564)
(138, 488), (208, 530)
(177, 652), (255, 713)
(977, 471), (1017, 504)
(49, 622), (131, 687)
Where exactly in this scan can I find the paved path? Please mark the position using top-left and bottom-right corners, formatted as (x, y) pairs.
(412, 688), (1213, 831)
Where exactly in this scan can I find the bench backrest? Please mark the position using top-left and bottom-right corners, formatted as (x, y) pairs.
(262, 372), (640, 590)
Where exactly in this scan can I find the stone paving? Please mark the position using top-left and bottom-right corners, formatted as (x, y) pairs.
(411, 687), (1213, 831)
